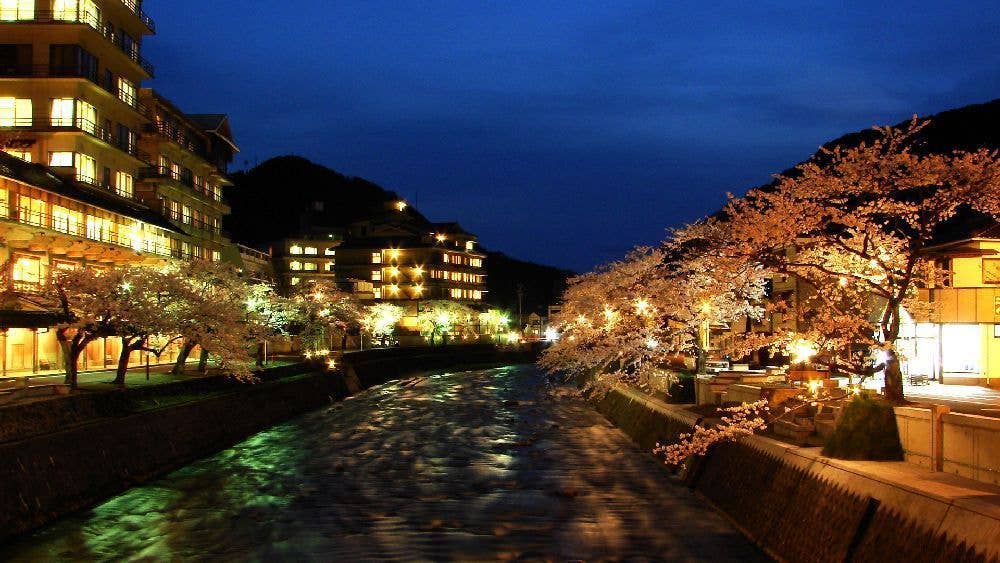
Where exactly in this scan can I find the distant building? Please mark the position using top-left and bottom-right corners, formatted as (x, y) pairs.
(271, 202), (487, 306)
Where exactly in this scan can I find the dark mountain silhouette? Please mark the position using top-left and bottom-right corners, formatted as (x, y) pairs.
(225, 156), (573, 312)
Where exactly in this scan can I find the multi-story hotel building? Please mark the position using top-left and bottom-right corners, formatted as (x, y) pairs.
(272, 203), (486, 306)
(0, 0), (240, 376)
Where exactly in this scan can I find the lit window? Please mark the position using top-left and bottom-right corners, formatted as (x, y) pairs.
(473, 290), (482, 300)
(117, 77), (136, 106)
(51, 98), (74, 127)
(289, 261), (302, 271)
(52, 205), (82, 234)
(471, 258), (482, 267)
(325, 262), (335, 272)
(373, 287), (382, 299)
(465, 240), (475, 251)
(86, 215), (113, 242)
(211, 250), (221, 262)
(75, 153), (96, 184)
(304, 246), (318, 255)
(291, 277), (301, 286)
(371, 252), (381, 264)
(0, 0), (34, 20)
(372, 270), (382, 281)
(324, 247), (336, 256)
(11, 254), (40, 286)
(289, 245), (303, 255)
(52, 260), (77, 271)
(181, 204), (191, 224)
(4, 149), (30, 162)
(442, 253), (449, 264)
(0, 97), (31, 127)
(75, 99), (96, 134)
(984, 259), (1000, 284)
(115, 171), (133, 198)
(304, 262), (318, 271)
(49, 152), (73, 168)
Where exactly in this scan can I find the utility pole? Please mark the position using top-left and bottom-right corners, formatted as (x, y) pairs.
(516, 283), (525, 331)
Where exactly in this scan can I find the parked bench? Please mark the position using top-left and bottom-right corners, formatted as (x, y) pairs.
(908, 374), (930, 386)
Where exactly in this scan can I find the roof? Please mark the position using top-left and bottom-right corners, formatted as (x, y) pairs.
(188, 114), (240, 152)
(0, 152), (183, 234)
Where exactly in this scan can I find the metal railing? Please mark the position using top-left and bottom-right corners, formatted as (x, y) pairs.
(239, 245), (272, 262)
(0, 10), (154, 76)
(139, 166), (223, 202)
(3, 202), (177, 258)
(0, 65), (150, 118)
(1, 115), (145, 160)
(116, 0), (155, 32)
(143, 121), (207, 157)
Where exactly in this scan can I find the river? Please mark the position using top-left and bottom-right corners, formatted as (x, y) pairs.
(1, 365), (764, 561)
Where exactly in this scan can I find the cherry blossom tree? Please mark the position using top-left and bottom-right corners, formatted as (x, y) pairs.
(361, 303), (404, 346)
(716, 118), (1000, 402)
(415, 300), (478, 345)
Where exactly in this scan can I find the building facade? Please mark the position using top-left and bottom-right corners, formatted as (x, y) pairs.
(0, 1), (240, 376)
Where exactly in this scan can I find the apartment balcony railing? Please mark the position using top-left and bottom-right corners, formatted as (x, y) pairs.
(142, 121), (208, 159)
(139, 165), (224, 202)
(2, 116), (149, 162)
(239, 245), (272, 263)
(116, 0), (155, 32)
(0, 65), (150, 118)
(0, 202), (177, 258)
(156, 200), (224, 238)
(0, 10), (154, 77)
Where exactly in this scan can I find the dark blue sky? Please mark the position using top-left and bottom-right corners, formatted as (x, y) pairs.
(145, 1), (1000, 272)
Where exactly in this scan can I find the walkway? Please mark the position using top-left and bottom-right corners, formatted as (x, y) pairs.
(0, 365), (765, 561)
(905, 382), (1000, 416)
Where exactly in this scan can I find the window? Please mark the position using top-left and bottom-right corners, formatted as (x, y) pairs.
(303, 262), (318, 271)
(86, 214), (113, 242)
(290, 277), (301, 286)
(289, 261), (302, 271)
(76, 99), (96, 134)
(117, 124), (136, 154)
(11, 254), (40, 286)
(49, 151), (73, 167)
(470, 258), (482, 267)
(52, 260), (77, 272)
(181, 204), (191, 224)
(373, 287), (382, 299)
(52, 205), (82, 234)
(4, 149), (30, 162)
(181, 241), (191, 258)
(117, 76), (136, 106)
(0, 97), (31, 126)
(984, 259), (1000, 284)
(289, 244), (303, 255)
(170, 163), (181, 181)
(442, 253), (449, 264)
(473, 290), (482, 300)
(465, 240), (475, 251)
(304, 246), (318, 255)
(51, 98), (75, 127)
(211, 250), (221, 262)
(324, 247), (336, 256)
(16, 195), (45, 227)
(168, 200), (181, 221)
(372, 270), (382, 281)
(53, 0), (97, 26)
(0, 0), (33, 20)
(325, 262), (335, 272)
(75, 153), (96, 184)
(371, 252), (381, 264)
(49, 45), (97, 82)
(115, 171), (133, 198)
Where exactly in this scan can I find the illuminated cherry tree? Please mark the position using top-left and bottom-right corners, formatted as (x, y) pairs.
(716, 118), (1000, 402)
(361, 303), (404, 345)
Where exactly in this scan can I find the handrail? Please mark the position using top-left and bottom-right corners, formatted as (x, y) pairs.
(0, 10), (154, 76)
(0, 65), (149, 118)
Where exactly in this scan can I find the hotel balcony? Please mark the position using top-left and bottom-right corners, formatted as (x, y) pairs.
(1, 116), (149, 163)
(0, 10), (154, 77)
(0, 65), (151, 119)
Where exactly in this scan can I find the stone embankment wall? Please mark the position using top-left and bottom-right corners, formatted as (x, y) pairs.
(589, 384), (1000, 563)
(0, 346), (536, 543)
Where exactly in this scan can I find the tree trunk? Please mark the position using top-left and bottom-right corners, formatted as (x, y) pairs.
(883, 347), (904, 404)
(255, 342), (265, 367)
(171, 340), (197, 375)
(114, 343), (133, 387)
(197, 348), (209, 373)
(59, 339), (78, 390)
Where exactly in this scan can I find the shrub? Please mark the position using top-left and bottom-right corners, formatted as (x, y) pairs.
(667, 372), (696, 404)
(822, 393), (903, 460)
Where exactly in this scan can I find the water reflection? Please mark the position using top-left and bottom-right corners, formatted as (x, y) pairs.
(1, 365), (764, 561)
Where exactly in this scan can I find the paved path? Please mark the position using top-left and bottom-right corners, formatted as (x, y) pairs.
(1, 365), (765, 561)
(904, 382), (1000, 416)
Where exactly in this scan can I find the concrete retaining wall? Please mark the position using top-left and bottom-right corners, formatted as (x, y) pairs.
(942, 412), (1000, 486)
(589, 384), (1000, 562)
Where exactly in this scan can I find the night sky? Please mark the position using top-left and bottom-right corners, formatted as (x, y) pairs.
(145, 1), (1000, 272)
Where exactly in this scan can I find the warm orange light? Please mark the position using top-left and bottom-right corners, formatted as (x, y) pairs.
(395, 200), (407, 211)
(414, 284), (424, 294)
(435, 233), (446, 243)
(412, 266), (424, 276)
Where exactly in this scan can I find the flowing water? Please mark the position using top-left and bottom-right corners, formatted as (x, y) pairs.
(0, 365), (764, 561)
